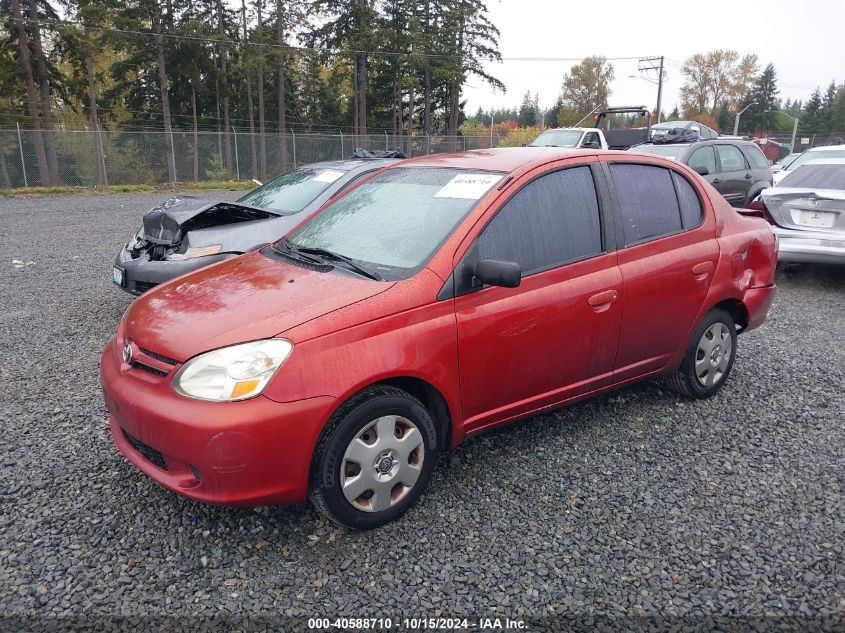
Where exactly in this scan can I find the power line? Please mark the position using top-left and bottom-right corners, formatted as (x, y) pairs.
(13, 16), (653, 64)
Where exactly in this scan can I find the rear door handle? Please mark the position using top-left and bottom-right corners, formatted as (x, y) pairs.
(745, 173), (753, 179)
(692, 261), (714, 280)
(712, 178), (721, 184)
(588, 289), (618, 310)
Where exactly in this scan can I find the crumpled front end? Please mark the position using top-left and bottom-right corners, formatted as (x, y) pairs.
(113, 196), (281, 295)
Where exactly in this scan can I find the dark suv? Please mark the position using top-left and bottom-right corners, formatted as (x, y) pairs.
(632, 139), (772, 207)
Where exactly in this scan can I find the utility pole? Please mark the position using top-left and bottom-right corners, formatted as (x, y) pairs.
(637, 56), (665, 122)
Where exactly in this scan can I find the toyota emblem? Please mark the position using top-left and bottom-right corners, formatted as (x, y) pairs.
(123, 344), (133, 364)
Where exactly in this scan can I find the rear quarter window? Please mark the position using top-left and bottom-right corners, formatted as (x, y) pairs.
(743, 145), (770, 170)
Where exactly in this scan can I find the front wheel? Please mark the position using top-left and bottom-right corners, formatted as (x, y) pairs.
(309, 386), (439, 529)
(666, 308), (738, 399)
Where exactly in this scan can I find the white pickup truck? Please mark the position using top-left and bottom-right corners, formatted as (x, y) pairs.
(530, 106), (654, 151)
(530, 127), (609, 150)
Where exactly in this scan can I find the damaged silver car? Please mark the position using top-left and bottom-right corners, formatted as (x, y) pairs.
(749, 159), (845, 265)
(113, 154), (402, 295)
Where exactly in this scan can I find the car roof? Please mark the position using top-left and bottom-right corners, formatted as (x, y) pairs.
(304, 157), (400, 172)
(804, 158), (845, 164)
(635, 138), (755, 149)
(388, 147), (592, 173)
(805, 145), (845, 152)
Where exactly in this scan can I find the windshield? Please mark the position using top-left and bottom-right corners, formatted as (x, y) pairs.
(530, 130), (584, 147)
(786, 149), (845, 172)
(778, 164), (845, 190)
(284, 167), (503, 279)
(237, 166), (348, 213)
(632, 144), (689, 160)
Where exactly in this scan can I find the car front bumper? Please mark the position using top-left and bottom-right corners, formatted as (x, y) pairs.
(113, 245), (236, 295)
(100, 337), (338, 506)
(773, 226), (845, 265)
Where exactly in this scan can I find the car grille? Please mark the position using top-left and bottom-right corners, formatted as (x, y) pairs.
(122, 429), (168, 470)
(139, 348), (178, 366)
(131, 361), (169, 377)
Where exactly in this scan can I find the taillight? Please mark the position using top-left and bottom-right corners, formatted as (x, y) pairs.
(746, 197), (776, 225)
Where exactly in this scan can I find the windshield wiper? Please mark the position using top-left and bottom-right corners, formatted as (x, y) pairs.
(271, 239), (326, 266)
(295, 246), (383, 281)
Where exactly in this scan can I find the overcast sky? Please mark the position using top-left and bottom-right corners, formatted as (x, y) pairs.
(463, 0), (844, 117)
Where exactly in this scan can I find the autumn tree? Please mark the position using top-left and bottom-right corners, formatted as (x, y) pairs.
(556, 55), (614, 127)
(679, 50), (759, 119)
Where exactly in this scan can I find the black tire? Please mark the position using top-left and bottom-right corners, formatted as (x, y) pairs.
(666, 308), (738, 399)
(309, 386), (440, 529)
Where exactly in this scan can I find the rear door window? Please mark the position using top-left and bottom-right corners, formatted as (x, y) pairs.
(688, 147), (717, 174)
(716, 145), (749, 172)
(608, 164), (683, 245)
(477, 166), (603, 274)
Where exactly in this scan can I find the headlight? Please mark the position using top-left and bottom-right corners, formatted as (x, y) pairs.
(127, 228), (144, 249)
(166, 244), (223, 261)
(172, 339), (293, 401)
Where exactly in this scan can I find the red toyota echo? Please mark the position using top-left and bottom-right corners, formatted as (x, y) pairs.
(101, 148), (777, 529)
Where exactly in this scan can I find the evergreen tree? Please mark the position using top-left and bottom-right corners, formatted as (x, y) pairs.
(517, 91), (538, 127)
(740, 63), (778, 134)
(716, 102), (731, 133)
(800, 88), (824, 135)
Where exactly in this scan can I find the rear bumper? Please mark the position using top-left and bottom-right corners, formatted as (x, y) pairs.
(773, 226), (845, 265)
(113, 246), (236, 295)
(743, 284), (776, 332)
(100, 338), (338, 506)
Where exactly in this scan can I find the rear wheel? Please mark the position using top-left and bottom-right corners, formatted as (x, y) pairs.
(666, 308), (737, 399)
(309, 386), (439, 529)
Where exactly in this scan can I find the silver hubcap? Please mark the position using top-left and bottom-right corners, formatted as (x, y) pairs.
(340, 415), (425, 512)
(695, 322), (732, 387)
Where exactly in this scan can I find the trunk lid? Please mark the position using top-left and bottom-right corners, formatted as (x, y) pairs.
(760, 188), (845, 232)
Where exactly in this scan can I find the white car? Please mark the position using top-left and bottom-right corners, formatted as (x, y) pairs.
(752, 158), (845, 264)
(772, 145), (845, 184)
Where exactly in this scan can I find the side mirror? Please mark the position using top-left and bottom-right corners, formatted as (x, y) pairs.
(771, 164), (783, 173)
(474, 259), (521, 288)
(693, 165), (709, 176)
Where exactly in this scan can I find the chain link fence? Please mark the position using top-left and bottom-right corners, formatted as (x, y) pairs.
(0, 128), (509, 189)
(753, 133), (844, 161)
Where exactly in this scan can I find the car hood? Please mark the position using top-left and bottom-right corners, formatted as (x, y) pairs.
(142, 196), (278, 245)
(123, 250), (394, 362)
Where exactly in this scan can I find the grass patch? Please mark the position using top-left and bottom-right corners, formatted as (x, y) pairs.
(0, 180), (255, 197)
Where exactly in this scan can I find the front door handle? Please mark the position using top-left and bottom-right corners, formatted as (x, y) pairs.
(692, 261), (714, 280)
(712, 178), (721, 184)
(588, 289), (618, 310)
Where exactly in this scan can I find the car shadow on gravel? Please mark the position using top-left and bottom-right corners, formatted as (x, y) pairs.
(776, 262), (845, 288)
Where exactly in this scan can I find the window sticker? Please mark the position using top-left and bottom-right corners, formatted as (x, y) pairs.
(313, 170), (345, 183)
(434, 173), (502, 199)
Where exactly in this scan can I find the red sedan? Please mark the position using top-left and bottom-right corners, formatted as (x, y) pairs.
(101, 148), (777, 529)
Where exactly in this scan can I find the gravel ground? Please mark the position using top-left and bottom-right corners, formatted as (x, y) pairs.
(0, 191), (843, 631)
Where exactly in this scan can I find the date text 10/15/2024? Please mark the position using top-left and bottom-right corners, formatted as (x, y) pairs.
(307, 617), (527, 630)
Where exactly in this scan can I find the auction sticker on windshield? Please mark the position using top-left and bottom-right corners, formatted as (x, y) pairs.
(313, 170), (345, 183)
(434, 173), (502, 199)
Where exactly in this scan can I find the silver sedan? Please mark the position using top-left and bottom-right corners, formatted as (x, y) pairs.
(752, 159), (845, 265)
